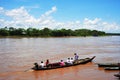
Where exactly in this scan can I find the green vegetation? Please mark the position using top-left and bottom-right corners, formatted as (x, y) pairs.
(0, 27), (106, 37)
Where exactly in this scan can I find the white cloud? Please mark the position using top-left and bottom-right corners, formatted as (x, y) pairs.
(101, 22), (120, 32)
(84, 18), (101, 25)
(41, 6), (57, 17)
(0, 7), (5, 14)
(0, 6), (120, 33)
(5, 7), (35, 22)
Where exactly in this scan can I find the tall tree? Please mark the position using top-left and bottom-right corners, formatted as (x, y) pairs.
(0, 27), (9, 36)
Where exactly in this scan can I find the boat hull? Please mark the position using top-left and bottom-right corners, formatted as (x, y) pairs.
(114, 73), (120, 78)
(98, 63), (119, 67)
(104, 67), (120, 70)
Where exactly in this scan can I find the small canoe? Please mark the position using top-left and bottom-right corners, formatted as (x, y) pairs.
(114, 73), (120, 78)
(32, 56), (96, 70)
(98, 63), (119, 67)
(104, 67), (120, 70)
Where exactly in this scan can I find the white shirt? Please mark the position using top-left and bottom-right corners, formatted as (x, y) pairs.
(67, 59), (71, 63)
(70, 59), (74, 64)
(40, 63), (45, 68)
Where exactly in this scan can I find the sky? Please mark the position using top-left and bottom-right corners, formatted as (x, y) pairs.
(0, 0), (120, 33)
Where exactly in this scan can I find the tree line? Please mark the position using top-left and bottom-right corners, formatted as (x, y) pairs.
(0, 27), (106, 37)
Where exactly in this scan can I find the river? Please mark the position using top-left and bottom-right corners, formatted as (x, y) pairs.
(0, 36), (120, 80)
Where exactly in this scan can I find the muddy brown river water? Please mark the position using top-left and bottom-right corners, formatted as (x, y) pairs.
(0, 36), (120, 80)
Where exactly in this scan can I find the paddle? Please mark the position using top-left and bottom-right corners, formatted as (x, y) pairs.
(24, 68), (33, 72)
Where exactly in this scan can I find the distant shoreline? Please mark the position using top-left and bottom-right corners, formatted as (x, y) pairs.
(106, 33), (120, 36)
(0, 27), (120, 37)
(0, 35), (120, 38)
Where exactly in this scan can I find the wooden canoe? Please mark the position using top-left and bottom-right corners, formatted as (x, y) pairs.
(32, 56), (96, 70)
(114, 73), (120, 78)
(98, 63), (119, 67)
(104, 67), (120, 70)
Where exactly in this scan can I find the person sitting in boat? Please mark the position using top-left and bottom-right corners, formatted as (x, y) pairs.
(60, 60), (65, 66)
(70, 58), (74, 64)
(66, 58), (73, 65)
(34, 63), (39, 70)
(40, 61), (45, 68)
(46, 59), (50, 67)
(74, 53), (79, 60)
(66, 58), (70, 63)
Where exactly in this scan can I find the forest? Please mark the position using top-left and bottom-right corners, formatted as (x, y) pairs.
(0, 27), (106, 37)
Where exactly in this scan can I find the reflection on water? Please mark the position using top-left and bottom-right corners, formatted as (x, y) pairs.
(0, 36), (120, 80)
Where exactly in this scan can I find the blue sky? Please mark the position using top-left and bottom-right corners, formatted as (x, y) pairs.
(0, 0), (120, 33)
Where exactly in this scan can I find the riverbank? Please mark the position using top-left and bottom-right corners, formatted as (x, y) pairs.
(0, 35), (119, 38)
